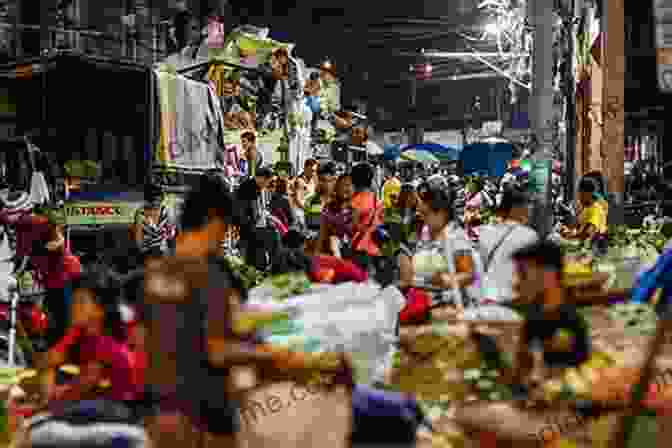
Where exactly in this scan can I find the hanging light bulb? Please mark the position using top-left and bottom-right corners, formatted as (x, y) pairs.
(413, 63), (433, 80)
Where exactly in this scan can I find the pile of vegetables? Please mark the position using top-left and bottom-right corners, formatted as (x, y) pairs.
(387, 333), (481, 401)
(559, 223), (666, 264)
(540, 351), (619, 402)
(607, 225), (664, 264)
(222, 255), (265, 290)
(463, 363), (514, 401)
(606, 303), (658, 336)
(315, 126), (336, 144)
(254, 272), (313, 301)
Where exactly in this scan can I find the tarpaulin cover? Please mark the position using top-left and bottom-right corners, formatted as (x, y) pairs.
(460, 142), (513, 177)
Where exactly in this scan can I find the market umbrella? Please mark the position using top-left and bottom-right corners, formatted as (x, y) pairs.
(400, 143), (460, 161)
(461, 142), (514, 177)
(383, 144), (402, 161)
(400, 149), (440, 164)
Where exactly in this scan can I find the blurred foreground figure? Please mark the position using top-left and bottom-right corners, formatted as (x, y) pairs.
(144, 175), (351, 448)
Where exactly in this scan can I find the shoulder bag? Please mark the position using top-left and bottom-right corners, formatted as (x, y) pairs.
(481, 224), (518, 273)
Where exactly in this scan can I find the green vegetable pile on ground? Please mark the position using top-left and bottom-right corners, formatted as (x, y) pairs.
(607, 303), (657, 337)
(463, 364), (513, 401)
(222, 256), (265, 290)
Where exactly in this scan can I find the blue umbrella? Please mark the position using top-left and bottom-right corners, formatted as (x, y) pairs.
(401, 143), (459, 161)
(383, 144), (402, 161)
(460, 142), (514, 177)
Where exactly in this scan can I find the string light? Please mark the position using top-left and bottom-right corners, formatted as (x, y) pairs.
(459, 0), (532, 99)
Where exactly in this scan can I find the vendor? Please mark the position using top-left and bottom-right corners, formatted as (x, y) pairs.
(399, 176), (476, 309)
(382, 172), (401, 210)
(581, 171), (609, 214)
(239, 130), (264, 177)
(236, 167), (278, 271)
(478, 189), (538, 304)
(382, 182), (419, 258)
(319, 174), (353, 257)
(560, 177), (608, 243)
(295, 158), (318, 201)
(509, 241), (590, 387)
(304, 162), (338, 253)
(132, 186), (172, 260)
(148, 175), (353, 447)
(350, 163), (382, 266)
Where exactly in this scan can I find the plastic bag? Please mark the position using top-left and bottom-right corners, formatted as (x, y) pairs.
(295, 283), (404, 384)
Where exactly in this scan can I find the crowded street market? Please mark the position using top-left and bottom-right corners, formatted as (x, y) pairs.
(0, 0), (669, 447)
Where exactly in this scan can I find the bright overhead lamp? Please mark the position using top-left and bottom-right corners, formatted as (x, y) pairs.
(484, 21), (502, 36)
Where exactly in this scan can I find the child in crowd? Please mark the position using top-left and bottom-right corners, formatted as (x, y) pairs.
(36, 268), (143, 415)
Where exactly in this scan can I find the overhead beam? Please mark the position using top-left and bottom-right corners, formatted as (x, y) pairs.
(420, 51), (530, 58)
(365, 32), (461, 47)
(382, 71), (504, 86)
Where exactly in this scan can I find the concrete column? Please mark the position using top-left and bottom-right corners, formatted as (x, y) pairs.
(528, 0), (556, 237)
(589, 58), (603, 172)
(601, 0), (625, 223)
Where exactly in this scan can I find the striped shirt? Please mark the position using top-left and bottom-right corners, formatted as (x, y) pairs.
(135, 207), (172, 254)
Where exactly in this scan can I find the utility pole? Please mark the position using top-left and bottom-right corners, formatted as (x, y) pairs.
(40, 0), (50, 145)
(527, 0), (556, 237)
(409, 75), (422, 145)
(12, 0), (21, 58)
(563, 0), (580, 202)
(601, 0), (625, 225)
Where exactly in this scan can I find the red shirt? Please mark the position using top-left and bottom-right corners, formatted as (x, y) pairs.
(53, 327), (141, 401)
(351, 191), (381, 256)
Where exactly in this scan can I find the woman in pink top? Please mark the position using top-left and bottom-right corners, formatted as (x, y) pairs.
(350, 163), (382, 263)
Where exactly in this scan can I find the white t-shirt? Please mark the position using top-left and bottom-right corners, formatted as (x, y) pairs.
(410, 222), (480, 306)
(476, 223), (539, 303)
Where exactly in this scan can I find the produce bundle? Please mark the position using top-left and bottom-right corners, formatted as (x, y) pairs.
(387, 333), (479, 401)
(232, 308), (294, 335)
(222, 255), (265, 290)
(607, 303), (657, 337)
(540, 352), (621, 403)
(463, 363), (514, 401)
(254, 272), (313, 301)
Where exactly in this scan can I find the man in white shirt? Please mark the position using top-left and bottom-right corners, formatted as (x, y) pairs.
(476, 189), (539, 303)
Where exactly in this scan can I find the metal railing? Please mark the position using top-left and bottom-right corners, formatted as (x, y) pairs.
(0, 20), (172, 65)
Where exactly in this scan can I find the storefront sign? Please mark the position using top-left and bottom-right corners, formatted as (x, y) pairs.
(65, 201), (142, 225)
(654, 0), (672, 91)
(528, 160), (551, 194)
